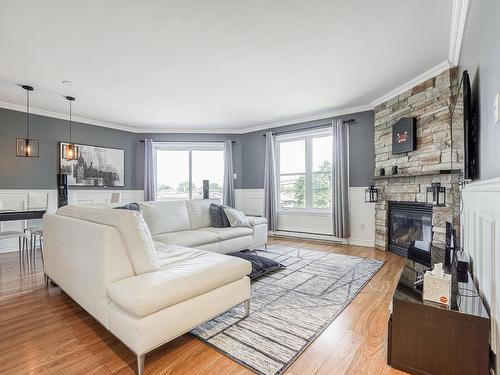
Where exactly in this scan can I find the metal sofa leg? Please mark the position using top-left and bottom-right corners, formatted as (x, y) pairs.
(44, 274), (49, 288)
(244, 299), (251, 317)
(264, 242), (268, 250)
(137, 354), (145, 375)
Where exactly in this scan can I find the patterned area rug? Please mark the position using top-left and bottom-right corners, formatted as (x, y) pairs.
(191, 245), (384, 375)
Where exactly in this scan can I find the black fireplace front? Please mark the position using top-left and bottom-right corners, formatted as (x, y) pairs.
(388, 202), (433, 263)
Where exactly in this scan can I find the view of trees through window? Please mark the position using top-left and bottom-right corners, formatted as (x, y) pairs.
(156, 146), (224, 201)
(278, 133), (332, 209)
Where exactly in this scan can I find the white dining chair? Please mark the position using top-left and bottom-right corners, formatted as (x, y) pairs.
(0, 201), (29, 259)
(25, 193), (48, 264)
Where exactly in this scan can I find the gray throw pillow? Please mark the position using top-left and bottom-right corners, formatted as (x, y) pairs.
(113, 202), (142, 213)
(209, 203), (230, 228)
(223, 207), (251, 228)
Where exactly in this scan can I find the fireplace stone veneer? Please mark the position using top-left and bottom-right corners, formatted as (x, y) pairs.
(373, 68), (462, 266)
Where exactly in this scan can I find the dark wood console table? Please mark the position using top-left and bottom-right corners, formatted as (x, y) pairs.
(388, 267), (490, 375)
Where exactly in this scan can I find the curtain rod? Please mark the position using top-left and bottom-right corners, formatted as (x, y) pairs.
(139, 140), (236, 143)
(261, 118), (355, 137)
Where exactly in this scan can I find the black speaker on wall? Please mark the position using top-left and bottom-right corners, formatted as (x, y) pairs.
(57, 173), (68, 208)
(203, 180), (209, 199)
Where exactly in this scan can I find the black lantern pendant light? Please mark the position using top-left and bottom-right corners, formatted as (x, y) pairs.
(365, 185), (379, 203)
(16, 85), (39, 157)
(426, 177), (446, 207)
(62, 96), (79, 161)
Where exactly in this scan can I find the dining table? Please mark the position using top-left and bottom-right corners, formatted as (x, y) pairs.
(0, 209), (46, 222)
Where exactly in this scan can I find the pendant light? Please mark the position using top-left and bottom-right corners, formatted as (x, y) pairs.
(62, 96), (79, 160)
(16, 85), (39, 157)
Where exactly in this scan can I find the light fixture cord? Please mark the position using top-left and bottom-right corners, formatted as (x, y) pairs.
(26, 88), (30, 139)
(69, 99), (72, 142)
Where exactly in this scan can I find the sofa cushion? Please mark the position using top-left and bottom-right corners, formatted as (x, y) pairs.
(139, 201), (191, 235)
(202, 227), (253, 241)
(153, 229), (219, 247)
(186, 199), (220, 229)
(107, 247), (252, 317)
(56, 205), (158, 275)
(248, 216), (267, 226)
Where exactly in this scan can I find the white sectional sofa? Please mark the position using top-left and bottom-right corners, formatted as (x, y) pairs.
(43, 202), (267, 375)
(139, 199), (268, 253)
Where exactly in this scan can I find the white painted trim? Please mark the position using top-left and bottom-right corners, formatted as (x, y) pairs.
(277, 210), (331, 217)
(370, 60), (452, 107)
(0, 100), (373, 135)
(270, 231), (375, 248)
(347, 238), (376, 248)
(269, 230), (346, 243)
(462, 177), (500, 192)
(236, 105), (374, 134)
(449, 0), (470, 66)
(0, 100), (139, 133)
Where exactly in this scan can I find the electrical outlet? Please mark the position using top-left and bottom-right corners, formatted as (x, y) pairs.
(360, 223), (366, 231)
(233, 173), (237, 179)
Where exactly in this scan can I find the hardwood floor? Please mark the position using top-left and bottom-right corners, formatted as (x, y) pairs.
(0, 239), (406, 375)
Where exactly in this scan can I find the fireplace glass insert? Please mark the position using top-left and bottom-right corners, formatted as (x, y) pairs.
(388, 202), (433, 264)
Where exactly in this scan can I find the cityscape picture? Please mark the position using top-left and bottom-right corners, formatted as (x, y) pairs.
(60, 142), (124, 187)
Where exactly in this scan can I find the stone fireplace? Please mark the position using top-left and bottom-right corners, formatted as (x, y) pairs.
(373, 67), (462, 267)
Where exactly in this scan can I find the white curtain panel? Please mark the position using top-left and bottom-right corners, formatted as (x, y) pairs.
(264, 132), (278, 232)
(223, 140), (235, 207)
(144, 139), (157, 201)
(332, 119), (350, 238)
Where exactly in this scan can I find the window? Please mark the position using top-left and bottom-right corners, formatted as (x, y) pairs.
(155, 143), (224, 201)
(277, 129), (332, 210)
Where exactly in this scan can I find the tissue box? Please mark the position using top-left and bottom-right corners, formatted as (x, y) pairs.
(423, 270), (451, 306)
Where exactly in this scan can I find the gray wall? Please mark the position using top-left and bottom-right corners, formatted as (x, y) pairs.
(459, 0), (500, 181)
(0, 106), (373, 190)
(135, 133), (243, 189)
(240, 110), (375, 188)
(0, 107), (139, 189)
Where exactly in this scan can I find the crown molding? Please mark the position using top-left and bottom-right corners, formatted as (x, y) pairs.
(0, 100), (139, 133)
(0, 99), (373, 135)
(449, 0), (470, 66)
(370, 60), (452, 107)
(236, 104), (374, 134)
(136, 127), (247, 134)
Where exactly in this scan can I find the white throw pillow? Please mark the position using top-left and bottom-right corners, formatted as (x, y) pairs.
(223, 207), (251, 228)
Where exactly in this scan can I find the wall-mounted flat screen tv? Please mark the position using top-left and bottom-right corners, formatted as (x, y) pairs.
(452, 70), (478, 180)
(462, 70), (478, 180)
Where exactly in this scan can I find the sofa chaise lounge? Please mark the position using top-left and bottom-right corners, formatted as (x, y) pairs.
(43, 202), (267, 374)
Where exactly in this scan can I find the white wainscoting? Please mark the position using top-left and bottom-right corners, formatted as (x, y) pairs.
(0, 189), (144, 253)
(235, 187), (375, 247)
(462, 177), (500, 368)
(235, 189), (265, 217)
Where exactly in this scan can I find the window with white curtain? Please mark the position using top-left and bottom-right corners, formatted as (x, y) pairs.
(154, 142), (224, 201)
(276, 129), (332, 210)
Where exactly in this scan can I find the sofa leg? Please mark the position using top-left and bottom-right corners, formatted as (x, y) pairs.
(264, 242), (268, 250)
(244, 299), (251, 317)
(44, 274), (49, 288)
(137, 354), (145, 375)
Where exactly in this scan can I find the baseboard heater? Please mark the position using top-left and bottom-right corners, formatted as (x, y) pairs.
(270, 230), (342, 242)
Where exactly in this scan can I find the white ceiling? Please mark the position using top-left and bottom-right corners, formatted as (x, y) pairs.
(0, 0), (453, 133)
